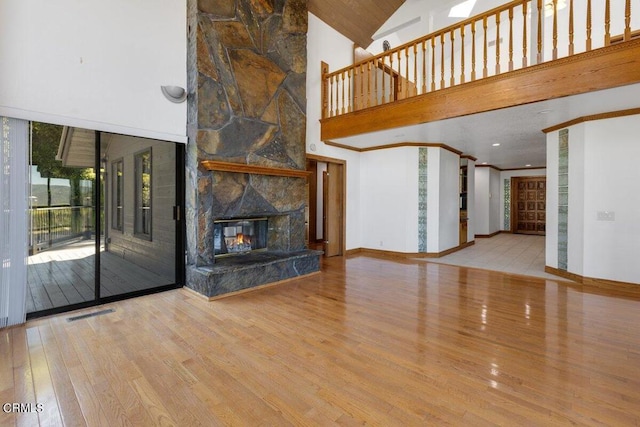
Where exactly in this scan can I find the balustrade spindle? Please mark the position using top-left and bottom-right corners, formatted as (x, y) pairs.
(421, 41), (426, 94)
(353, 67), (362, 110)
(382, 57), (387, 104)
(605, 0), (611, 45)
(553, 0), (558, 59)
(569, 0), (574, 55)
(496, 12), (501, 74)
(523, 2), (528, 67)
(373, 61), (378, 107)
(405, 48), (409, 99)
(508, 7), (514, 71)
(537, 0), (543, 63)
(450, 30), (456, 86)
(367, 61), (371, 108)
(586, 0), (592, 50)
(625, 0), (631, 41)
(396, 50), (401, 97)
(483, 17), (488, 77)
(348, 68), (353, 112)
(329, 74), (334, 116)
(431, 38), (436, 91)
(360, 63), (364, 108)
(471, 20), (477, 81)
(413, 44), (418, 96)
(390, 54), (394, 100)
(440, 33), (445, 88)
(340, 72), (344, 115)
(461, 25), (466, 83)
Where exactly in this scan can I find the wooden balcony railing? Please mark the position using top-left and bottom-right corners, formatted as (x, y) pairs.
(322, 0), (638, 119)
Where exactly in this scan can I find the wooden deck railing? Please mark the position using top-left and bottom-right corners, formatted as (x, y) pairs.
(322, 0), (638, 119)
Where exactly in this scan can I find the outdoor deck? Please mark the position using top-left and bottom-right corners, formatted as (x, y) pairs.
(27, 240), (174, 313)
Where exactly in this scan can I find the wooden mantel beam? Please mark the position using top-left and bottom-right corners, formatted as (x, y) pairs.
(201, 160), (310, 178)
(320, 40), (640, 141)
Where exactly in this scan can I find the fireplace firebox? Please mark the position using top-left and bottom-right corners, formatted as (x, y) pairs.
(213, 218), (268, 257)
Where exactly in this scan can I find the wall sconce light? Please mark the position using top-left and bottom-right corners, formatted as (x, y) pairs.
(161, 85), (187, 103)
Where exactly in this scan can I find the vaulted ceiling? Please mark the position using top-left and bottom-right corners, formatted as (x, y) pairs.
(308, 0), (406, 48)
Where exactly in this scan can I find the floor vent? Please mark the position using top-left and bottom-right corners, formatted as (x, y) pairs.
(67, 308), (115, 322)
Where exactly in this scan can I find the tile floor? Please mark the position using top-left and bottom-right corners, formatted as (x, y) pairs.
(417, 233), (572, 281)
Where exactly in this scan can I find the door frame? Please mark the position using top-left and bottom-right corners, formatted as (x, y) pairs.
(307, 153), (346, 257)
(26, 132), (185, 320)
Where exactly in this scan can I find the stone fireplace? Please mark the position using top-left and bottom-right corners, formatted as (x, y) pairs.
(184, 0), (321, 298)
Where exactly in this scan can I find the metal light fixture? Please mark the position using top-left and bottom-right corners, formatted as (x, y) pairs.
(161, 85), (187, 103)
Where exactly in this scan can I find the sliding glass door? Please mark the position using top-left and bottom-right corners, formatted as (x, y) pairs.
(26, 123), (183, 318)
(99, 133), (178, 299)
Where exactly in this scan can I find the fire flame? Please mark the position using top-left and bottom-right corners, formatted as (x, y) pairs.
(236, 233), (249, 245)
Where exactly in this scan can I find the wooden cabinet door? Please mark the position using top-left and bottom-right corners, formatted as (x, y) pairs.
(512, 177), (546, 235)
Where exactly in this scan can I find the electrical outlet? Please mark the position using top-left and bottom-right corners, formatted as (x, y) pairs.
(380, 241), (383, 247)
(597, 211), (615, 221)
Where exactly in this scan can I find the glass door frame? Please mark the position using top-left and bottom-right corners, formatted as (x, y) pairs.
(26, 130), (185, 320)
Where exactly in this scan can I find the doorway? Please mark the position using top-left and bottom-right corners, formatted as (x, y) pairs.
(26, 123), (184, 318)
(511, 176), (546, 235)
(306, 154), (346, 257)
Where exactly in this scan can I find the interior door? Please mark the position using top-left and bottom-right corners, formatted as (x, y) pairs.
(324, 162), (344, 257)
(513, 176), (546, 235)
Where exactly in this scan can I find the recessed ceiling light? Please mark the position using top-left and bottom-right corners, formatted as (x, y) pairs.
(537, 109), (552, 114)
(492, 143), (500, 147)
(482, 162), (488, 165)
(526, 164), (532, 167)
(449, 0), (477, 18)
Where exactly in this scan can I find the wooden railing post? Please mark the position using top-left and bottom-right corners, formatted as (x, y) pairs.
(605, 0), (611, 45)
(569, 0), (575, 55)
(586, 0), (592, 51)
(508, 6), (514, 71)
(321, 61), (329, 119)
(522, 2), (528, 67)
(625, 0), (632, 42)
(471, 20), (477, 81)
(495, 12), (501, 74)
(537, 0), (543, 63)
(461, 25), (466, 83)
(483, 16), (488, 78)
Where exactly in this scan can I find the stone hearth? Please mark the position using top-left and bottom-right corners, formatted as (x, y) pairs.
(185, 0), (320, 298)
(187, 250), (320, 297)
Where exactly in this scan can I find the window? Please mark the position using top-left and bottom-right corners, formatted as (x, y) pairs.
(112, 159), (123, 231)
(134, 149), (151, 238)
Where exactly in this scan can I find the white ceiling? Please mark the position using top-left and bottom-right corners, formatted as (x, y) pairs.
(330, 83), (640, 169)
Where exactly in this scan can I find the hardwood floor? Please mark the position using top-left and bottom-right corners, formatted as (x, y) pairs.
(27, 241), (174, 313)
(3, 255), (640, 426)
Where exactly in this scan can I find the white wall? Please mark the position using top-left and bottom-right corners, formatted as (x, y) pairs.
(474, 167), (491, 235)
(582, 117), (640, 284)
(0, 0), (187, 143)
(489, 167), (501, 233)
(546, 131), (559, 269)
(361, 147), (419, 252)
(307, 13), (363, 250)
(475, 166), (501, 235)
(439, 148), (461, 251)
(546, 116), (640, 284)
(500, 168), (547, 231)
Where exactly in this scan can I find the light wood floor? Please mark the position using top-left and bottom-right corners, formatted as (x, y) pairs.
(27, 241), (174, 313)
(3, 255), (640, 426)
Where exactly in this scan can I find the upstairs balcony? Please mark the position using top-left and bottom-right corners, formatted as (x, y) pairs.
(320, 0), (640, 141)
